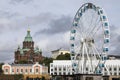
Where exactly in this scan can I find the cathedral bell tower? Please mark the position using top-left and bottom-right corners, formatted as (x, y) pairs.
(23, 29), (34, 49)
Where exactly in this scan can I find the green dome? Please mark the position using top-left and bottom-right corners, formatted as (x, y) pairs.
(34, 46), (42, 54)
(24, 29), (33, 42)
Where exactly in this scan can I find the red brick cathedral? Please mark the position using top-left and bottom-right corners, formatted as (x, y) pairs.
(14, 29), (43, 63)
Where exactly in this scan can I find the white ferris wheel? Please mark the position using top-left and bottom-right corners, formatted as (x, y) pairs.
(70, 3), (110, 74)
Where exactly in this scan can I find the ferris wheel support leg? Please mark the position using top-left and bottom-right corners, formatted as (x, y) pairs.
(82, 42), (85, 74)
(84, 43), (93, 73)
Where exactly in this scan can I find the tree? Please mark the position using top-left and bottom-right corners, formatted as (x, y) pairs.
(14, 74), (23, 80)
(39, 57), (53, 73)
(0, 63), (4, 74)
(41, 76), (45, 80)
(56, 53), (70, 60)
(18, 60), (28, 64)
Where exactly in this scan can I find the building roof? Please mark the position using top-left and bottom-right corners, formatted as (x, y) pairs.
(34, 46), (42, 54)
(24, 29), (33, 42)
(10, 64), (34, 66)
(51, 48), (69, 53)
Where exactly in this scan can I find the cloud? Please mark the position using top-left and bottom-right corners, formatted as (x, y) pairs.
(0, 43), (15, 63)
(36, 32), (70, 57)
(0, 12), (54, 34)
(109, 25), (120, 55)
(9, 0), (33, 5)
(34, 15), (72, 36)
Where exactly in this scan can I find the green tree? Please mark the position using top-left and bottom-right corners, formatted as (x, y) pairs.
(39, 57), (53, 73)
(41, 76), (45, 80)
(18, 60), (28, 64)
(56, 53), (70, 60)
(0, 63), (4, 74)
(14, 74), (23, 80)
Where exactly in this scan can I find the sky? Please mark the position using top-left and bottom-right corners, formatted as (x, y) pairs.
(0, 0), (120, 63)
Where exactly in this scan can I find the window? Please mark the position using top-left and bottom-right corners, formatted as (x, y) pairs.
(30, 69), (32, 72)
(12, 69), (14, 72)
(5, 69), (8, 72)
(68, 72), (70, 75)
(109, 68), (111, 71)
(54, 72), (57, 75)
(104, 68), (106, 71)
(54, 67), (57, 71)
(114, 72), (117, 75)
(59, 72), (61, 75)
(114, 68), (117, 71)
(21, 69), (23, 72)
(63, 67), (66, 71)
(59, 68), (61, 71)
(86, 68), (88, 71)
(26, 69), (27, 72)
(63, 72), (66, 75)
(104, 72), (107, 75)
(51, 73), (53, 75)
(51, 69), (53, 71)
(36, 69), (38, 72)
(17, 69), (19, 72)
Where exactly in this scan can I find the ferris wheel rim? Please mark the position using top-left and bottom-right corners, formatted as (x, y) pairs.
(70, 3), (110, 74)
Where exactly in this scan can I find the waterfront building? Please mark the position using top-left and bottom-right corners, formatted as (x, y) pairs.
(50, 60), (120, 76)
(2, 62), (48, 75)
(14, 29), (43, 63)
(2, 62), (49, 79)
(51, 48), (70, 59)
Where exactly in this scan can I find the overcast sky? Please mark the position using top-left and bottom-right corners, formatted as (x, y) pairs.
(0, 0), (120, 63)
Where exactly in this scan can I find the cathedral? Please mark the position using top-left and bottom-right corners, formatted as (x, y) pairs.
(14, 29), (43, 63)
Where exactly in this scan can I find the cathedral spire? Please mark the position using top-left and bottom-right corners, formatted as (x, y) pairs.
(24, 28), (33, 42)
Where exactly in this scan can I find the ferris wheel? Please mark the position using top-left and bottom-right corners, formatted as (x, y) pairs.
(70, 3), (110, 74)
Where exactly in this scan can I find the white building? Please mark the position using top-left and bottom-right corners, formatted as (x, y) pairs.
(50, 60), (120, 76)
(51, 48), (70, 59)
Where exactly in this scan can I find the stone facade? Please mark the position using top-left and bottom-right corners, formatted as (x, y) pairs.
(14, 29), (43, 63)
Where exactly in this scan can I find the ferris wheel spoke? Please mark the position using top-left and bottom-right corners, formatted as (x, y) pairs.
(78, 11), (91, 36)
(74, 26), (84, 38)
(85, 10), (97, 36)
(86, 15), (100, 37)
(90, 22), (102, 37)
(92, 44), (102, 59)
(92, 22), (102, 37)
(89, 20), (101, 38)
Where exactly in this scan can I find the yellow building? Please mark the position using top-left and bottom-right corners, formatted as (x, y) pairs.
(51, 48), (70, 59)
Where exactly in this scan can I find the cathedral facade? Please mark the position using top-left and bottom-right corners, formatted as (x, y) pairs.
(14, 29), (43, 63)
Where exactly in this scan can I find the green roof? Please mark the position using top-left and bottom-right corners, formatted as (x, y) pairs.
(23, 48), (30, 51)
(34, 47), (42, 54)
(20, 49), (24, 54)
(24, 30), (33, 42)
